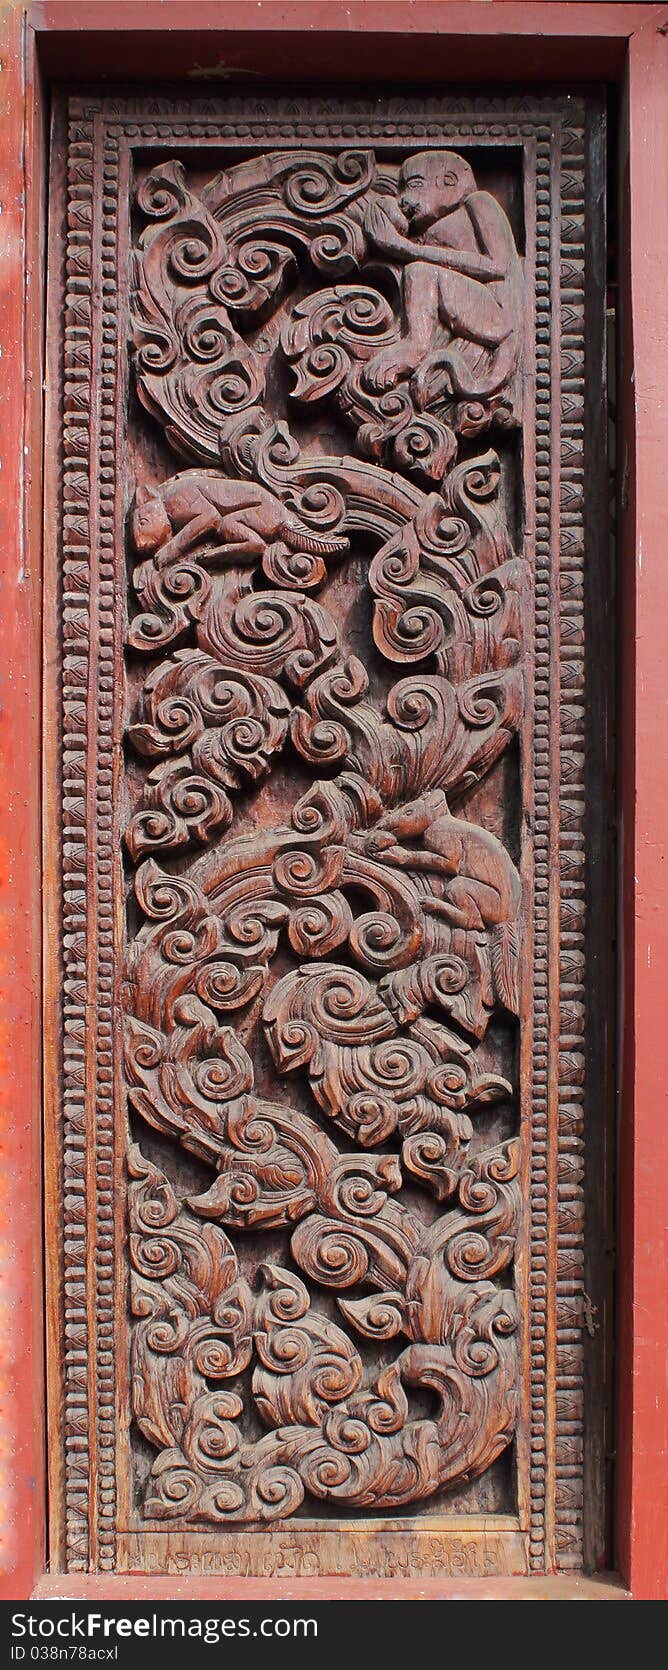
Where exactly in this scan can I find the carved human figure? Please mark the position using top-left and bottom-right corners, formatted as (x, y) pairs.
(363, 151), (522, 408)
(132, 473), (349, 572)
(367, 788), (521, 1013)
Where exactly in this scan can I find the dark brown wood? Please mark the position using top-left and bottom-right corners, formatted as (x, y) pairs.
(581, 98), (615, 1575)
(44, 88), (609, 1580)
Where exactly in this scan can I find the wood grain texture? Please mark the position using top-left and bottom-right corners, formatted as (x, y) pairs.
(44, 89), (607, 1579)
(0, 3), (46, 1602)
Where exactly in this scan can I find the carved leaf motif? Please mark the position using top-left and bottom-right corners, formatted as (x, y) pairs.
(124, 145), (527, 1524)
(124, 1009), (255, 1167)
(129, 1145), (252, 1452)
(253, 1264), (362, 1427)
(368, 451), (525, 671)
(131, 150), (522, 479)
(129, 1139), (518, 1518)
(126, 651), (291, 857)
(131, 162), (266, 464)
(264, 963), (508, 1152)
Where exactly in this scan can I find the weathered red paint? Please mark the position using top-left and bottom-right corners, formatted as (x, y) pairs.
(23, 1), (663, 82)
(0, 0), (665, 1600)
(616, 18), (668, 1605)
(0, 0), (45, 1604)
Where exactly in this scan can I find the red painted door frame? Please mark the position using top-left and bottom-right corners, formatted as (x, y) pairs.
(0, 0), (666, 1602)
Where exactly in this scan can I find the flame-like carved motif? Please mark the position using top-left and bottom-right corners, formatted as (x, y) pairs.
(124, 144), (526, 1522)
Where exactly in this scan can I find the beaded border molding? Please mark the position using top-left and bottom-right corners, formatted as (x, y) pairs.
(49, 91), (590, 1577)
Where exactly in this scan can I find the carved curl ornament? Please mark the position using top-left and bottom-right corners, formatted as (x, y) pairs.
(124, 145), (526, 1520)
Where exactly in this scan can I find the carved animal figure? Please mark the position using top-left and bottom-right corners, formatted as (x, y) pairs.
(132, 473), (350, 572)
(368, 788), (522, 1013)
(363, 151), (522, 407)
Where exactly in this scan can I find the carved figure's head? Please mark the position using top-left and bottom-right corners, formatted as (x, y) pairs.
(132, 483), (171, 555)
(398, 151), (476, 229)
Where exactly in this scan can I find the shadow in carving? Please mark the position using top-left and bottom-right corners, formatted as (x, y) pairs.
(123, 146), (526, 1521)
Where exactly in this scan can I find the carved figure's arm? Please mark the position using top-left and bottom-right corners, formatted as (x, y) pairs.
(375, 847), (460, 877)
(416, 244), (505, 281)
(363, 201), (419, 264)
(399, 196), (513, 282)
(432, 195), (512, 281)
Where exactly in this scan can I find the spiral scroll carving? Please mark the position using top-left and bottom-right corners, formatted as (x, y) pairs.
(124, 143), (526, 1522)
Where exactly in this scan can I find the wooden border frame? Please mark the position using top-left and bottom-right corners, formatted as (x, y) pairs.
(44, 86), (598, 1584)
(0, 0), (666, 1602)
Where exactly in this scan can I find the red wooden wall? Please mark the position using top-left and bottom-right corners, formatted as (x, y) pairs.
(0, 0), (666, 1601)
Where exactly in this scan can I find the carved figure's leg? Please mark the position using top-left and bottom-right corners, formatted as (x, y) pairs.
(154, 508), (227, 571)
(436, 269), (508, 349)
(414, 333), (519, 407)
(411, 270), (515, 407)
(376, 789), (449, 840)
(364, 262), (443, 393)
(427, 875), (503, 930)
(211, 517), (268, 563)
(155, 513), (266, 571)
(422, 894), (474, 929)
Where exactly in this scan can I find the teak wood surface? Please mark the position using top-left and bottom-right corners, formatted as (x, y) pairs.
(1, 0), (666, 1606)
(41, 84), (611, 1585)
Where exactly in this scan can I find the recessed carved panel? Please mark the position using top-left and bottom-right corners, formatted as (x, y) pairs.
(46, 91), (606, 1579)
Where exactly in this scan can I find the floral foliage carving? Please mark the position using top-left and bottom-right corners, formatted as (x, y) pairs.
(129, 1139), (519, 1518)
(124, 145), (526, 1521)
(131, 149), (523, 481)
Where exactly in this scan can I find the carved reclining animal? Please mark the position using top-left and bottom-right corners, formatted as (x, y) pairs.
(132, 472), (350, 572)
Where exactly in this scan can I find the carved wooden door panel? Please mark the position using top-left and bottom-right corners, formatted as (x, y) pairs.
(45, 90), (609, 1581)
